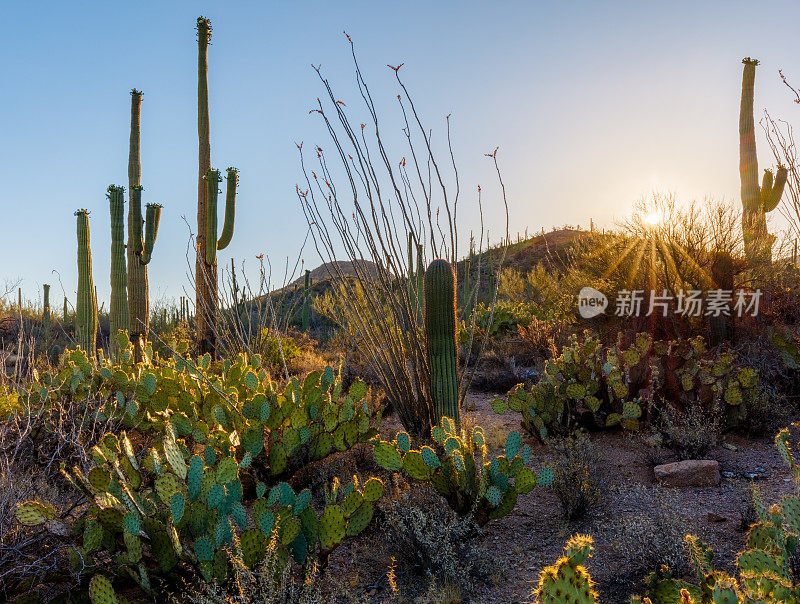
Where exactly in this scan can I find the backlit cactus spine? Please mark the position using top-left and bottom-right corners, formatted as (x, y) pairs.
(740, 57), (787, 267)
(75, 210), (98, 356)
(195, 15), (239, 357)
(425, 259), (459, 427)
(108, 186), (129, 353)
(127, 89), (162, 353)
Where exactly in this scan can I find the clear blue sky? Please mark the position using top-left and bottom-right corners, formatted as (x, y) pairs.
(3, 1), (800, 309)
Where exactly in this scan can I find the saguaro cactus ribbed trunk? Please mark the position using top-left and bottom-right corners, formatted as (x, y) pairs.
(76, 210), (98, 356)
(195, 16), (239, 357)
(739, 57), (787, 267)
(127, 90), (161, 354)
(108, 185), (129, 352)
(425, 259), (459, 427)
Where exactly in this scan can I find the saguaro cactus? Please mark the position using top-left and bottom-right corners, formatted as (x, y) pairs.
(75, 210), (98, 356)
(195, 15), (239, 357)
(127, 89), (162, 353)
(108, 185), (129, 352)
(739, 57), (787, 267)
(42, 283), (51, 347)
(424, 259), (459, 427)
(302, 269), (312, 331)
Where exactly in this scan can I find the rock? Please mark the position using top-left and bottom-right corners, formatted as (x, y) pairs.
(654, 460), (720, 487)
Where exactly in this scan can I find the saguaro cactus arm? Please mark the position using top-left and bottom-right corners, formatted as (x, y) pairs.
(141, 203), (162, 264)
(108, 185), (129, 344)
(217, 167), (238, 250)
(762, 165), (788, 212)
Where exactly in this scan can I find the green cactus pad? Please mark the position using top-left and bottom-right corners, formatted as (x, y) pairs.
(346, 502), (374, 537)
(396, 431), (411, 453)
(170, 492), (185, 524)
(16, 501), (57, 526)
(505, 431), (522, 460)
(341, 491), (364, 517)
(319, 505), (346, 551)
(259, 510), (276, 537)
(240, 528), (267, 568)
(420, 445), (441, 468)
(194, 536), (215, 562)
(515, 467), (537, 494)
(88, 574), (118, 604)
(88, 467), (112, 492)
(294, 489), (312, 514)
(155, 473), (181, 504)
(215, 457), (238, 484)
(485, 486), (502, 506)
(207, 484), (225, 509)
(537, 467), (555, 488)
(374, 441), (403, 471)
(403, 450), (434, 480)
(362, 477), (384, 503)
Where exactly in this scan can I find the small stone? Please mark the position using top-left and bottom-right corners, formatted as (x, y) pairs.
(722, 471), (735, 478)
(654, 460), (720, 487)
(722, 442), (737, 451)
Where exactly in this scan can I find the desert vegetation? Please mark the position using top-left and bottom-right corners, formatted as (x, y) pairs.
(6, 14), (800, 604)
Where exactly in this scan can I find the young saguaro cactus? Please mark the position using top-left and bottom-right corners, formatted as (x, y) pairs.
(425, 259), (459, 427)
(740, 57), (787, 267)
(108, 186), (129, 353)
(75, 210), (98, 356)
(127, 89), (162, 353)
(42, 283), (51, 347)
(195, 15), (239, 357)
(302, 268), (312, 331)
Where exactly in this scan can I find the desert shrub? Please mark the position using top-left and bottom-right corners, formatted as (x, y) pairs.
(551, 432), (601, 521)
(13, 336), (385, 600)
(258, 328), (301, 368)
(657, 400), (723, 459)
(491, 331), (760, 439)
(175, 534), (337, 604)
(606, 485), (687, 582)
(383, 489), (491, 598)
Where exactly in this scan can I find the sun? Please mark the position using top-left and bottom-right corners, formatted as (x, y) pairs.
(644, 211), (662, 226)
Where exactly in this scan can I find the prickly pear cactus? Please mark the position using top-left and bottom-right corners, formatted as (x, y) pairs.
(534, 534), (598, 603)
(374, 416), (545, 525)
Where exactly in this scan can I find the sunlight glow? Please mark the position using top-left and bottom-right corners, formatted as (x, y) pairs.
(644, 211), (662, 226)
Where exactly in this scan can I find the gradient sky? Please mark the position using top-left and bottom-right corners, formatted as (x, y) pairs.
(3, 1), (800, 309)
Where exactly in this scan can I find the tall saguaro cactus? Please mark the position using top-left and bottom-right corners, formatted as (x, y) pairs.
(425, 259), (460, 427)
(195, 15), (239, 357)
(739, 57), (787, 267)
(75, 210), (98, 356)
(108, 185), (129, 352)
(127, 89), (162, 354)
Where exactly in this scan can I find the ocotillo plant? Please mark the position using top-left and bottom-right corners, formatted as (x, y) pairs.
(302, 269), (312, 331)
(75, 210), (98, 356)
(127, 89), (162, 354)
(108, 185), (129, 354)
(195, 16), (240, 357)
(740, 57), (787, 267)
(42, 283), (51, 348)
(425, 259), (459, 427)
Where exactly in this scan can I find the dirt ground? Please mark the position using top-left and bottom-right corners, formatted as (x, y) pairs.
(326, 390), (798, 604)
